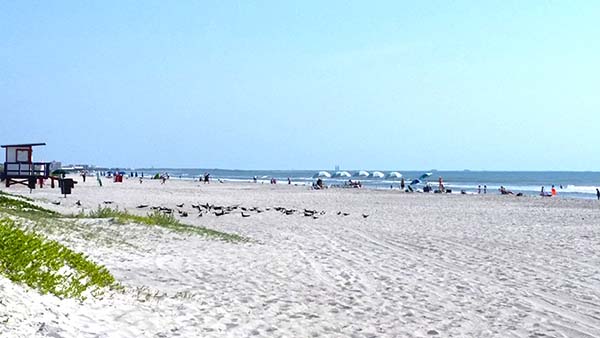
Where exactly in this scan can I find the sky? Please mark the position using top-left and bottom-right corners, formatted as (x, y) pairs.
(1, 1), (599, 170)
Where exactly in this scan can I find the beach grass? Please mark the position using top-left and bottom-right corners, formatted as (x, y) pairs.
(0, 190), (35, 202)
(79, 206), (247, 242)
(0, 217), (118, 300)
(0, 194), (58, 219)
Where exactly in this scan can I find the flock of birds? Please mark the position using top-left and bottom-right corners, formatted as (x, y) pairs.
(133, 202), (370, 219)
(52, 200), (370, 219)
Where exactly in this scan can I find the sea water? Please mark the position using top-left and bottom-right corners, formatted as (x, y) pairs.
(120, 169), (600, 200)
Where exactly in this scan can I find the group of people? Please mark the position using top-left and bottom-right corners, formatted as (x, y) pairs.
(540, 185), (558, 197)
(346, 179), (362, 188)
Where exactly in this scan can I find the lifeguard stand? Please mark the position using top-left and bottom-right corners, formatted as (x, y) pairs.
(1, 143), (50, 187)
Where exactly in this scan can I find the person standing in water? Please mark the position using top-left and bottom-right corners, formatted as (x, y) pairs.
(597, 188), (600, 200)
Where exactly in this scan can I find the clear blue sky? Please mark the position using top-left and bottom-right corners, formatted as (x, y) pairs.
(1, 1), (599, 170)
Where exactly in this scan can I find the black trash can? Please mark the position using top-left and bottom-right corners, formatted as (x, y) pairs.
(28, 177), (36, 190)
(61, 178), (74, 195)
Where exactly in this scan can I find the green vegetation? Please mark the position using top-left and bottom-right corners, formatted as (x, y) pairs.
(0, 194), (57, 219)
(0, 193), (246, 301)
(0, 190), (35, 202)
(0, 218), (117, 299)
(81, 206), (246, 242)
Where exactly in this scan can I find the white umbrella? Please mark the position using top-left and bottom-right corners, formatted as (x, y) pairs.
(372, 171), (385, 178)
(313, 171), (332, 178)
(387, 171), (403, 178)
(334, 171), (352, 177)
(355, 170), (370, 177)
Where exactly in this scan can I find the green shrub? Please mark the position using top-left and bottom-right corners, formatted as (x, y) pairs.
(82, 206), (246, 242)
(0, 195), (57, 218)
(0, 190), (35, 202)
(0, 218), (117, 299)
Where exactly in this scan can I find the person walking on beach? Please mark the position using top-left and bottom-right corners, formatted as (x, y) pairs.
(288, 177), (291, 185)
(438, 176), (444, 192)
(478, 185), (481, 194)
(551, 185), (557, 196)
(483, 185), (487, 194)
(400, 177), (405, 191)
(203, 172), (210, 184)
(597, 188), (600, 200)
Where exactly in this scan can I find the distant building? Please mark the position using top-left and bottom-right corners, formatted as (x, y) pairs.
(49, 161), (62, 172)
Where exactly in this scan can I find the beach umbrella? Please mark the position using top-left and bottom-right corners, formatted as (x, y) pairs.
(355, 170), (370, 177)
(419, 172), (432, 180)
(372, 171), (385, 178)
(387, 171), (402, 178)
(334, 171), (352, 177)
(313, 171), (332, 178)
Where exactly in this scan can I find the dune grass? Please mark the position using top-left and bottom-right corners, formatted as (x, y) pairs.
(0, 190), (35, 202)
(0, 218), (118, 300)
(0, 195), (58, 220)
(81, 206), (247, 242)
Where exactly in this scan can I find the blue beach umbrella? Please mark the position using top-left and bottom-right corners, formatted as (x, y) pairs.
(419, 172), (432, 180)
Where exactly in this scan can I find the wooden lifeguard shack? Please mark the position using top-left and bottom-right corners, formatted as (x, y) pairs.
(1, 143), (50, 187)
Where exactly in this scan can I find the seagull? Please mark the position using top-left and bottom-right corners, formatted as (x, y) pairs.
(342, 212), (350, 216)
(136, 204), (149, 208)
(176, 203), (184, 208)
(103, 201), (113, 204)
(241, 212), (251, 218)
(362, 214), (369, 218)
(75, 200), (81, 206)
(337, 211), (342, 215)
(180, 212), (188, 217)
(52, 201), (61, 205)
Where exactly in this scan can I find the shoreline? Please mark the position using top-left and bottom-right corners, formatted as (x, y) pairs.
(1, 175), (600, 337)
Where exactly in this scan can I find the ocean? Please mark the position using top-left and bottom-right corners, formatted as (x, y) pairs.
(113, 169), (600, 200)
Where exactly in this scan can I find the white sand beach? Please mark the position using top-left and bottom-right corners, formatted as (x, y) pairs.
(2, 176), (600, 337)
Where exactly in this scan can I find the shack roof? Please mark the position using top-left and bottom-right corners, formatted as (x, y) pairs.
(1, 143), (46, 148)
